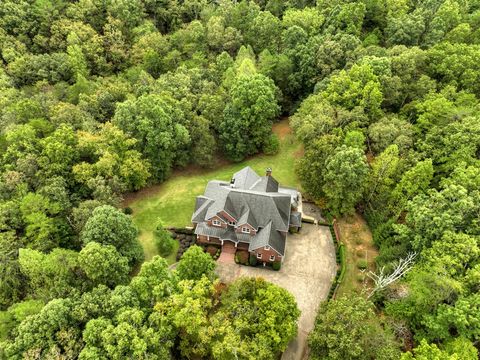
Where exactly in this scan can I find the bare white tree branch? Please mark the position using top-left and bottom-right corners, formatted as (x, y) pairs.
(366, 252), (417, 299)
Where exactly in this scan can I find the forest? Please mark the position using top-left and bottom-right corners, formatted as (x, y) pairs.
(0, 0), (480, 359)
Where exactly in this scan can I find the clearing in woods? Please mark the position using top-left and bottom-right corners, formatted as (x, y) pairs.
(123, 119), (302, 262)
(335, 213), (379, 297)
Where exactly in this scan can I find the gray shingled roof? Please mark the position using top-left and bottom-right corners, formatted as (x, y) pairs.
(231, 166), (260, 190)
(250, 176), (279, 192)
(192, 167), (300, 255)
(248, 221), (286, 256)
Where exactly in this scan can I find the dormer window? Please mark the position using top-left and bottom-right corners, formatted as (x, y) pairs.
(242, 227), (250, 234)
(265, 245), (270, 250)
(228, 221), (236, 226)
(212, 219), (221, 227)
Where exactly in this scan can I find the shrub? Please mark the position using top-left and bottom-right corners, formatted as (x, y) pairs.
(356, 249), (364, 257)
(123, 207), (133, 215)
(234, 254), (239, 264)
(236, 250), (249, 265)
(357, 259), (368, 270)
(154, 223), (175, 257)
(263, 133), (280, 155)
(272, 261), (281, 271)
(355, 237), (363, 245)
(249, 255), (257, 266)
(337, 244), (347, 283)
(206, 245), (218, 257)
(356, 274), (365, 283)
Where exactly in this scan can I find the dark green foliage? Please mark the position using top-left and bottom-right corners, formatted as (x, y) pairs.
(272, 261), (281, 270)
(236, 250), (249, 265)
(1, 0), (480, 357)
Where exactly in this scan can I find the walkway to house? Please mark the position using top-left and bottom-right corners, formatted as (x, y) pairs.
(215, 223), (336, 360)
(217, 241), (236, 264)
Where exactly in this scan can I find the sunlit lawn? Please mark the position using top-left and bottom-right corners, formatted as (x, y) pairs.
(124, 120), (301, 262)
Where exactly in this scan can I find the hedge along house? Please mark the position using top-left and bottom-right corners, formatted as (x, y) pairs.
(191, 166), (302, 265)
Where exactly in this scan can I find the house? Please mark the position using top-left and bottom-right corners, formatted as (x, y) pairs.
(191, 166), (301, 264)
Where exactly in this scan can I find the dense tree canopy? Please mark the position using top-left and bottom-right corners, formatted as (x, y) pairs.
(1, 0), (480, 358)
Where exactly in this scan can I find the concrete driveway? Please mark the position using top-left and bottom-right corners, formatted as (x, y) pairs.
(215, 223), (336, 360)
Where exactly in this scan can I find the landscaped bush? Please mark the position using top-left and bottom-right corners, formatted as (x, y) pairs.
(154, 223), (176, 257)
(272, 261), (281, 271)
(289, 226), (299, 234)
(249, 255), (257, 266)
(123, 207), (133, 215)
(356, 274), (365, 283)
(357, 259), (368, 270)
(337, 244), (347, 283)
(236, 250), (249, 265)
(206, 245), (219, 258)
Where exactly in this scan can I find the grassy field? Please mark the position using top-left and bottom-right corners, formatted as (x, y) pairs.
(123, 119), (302, 262)
(335, 213), (378, 297)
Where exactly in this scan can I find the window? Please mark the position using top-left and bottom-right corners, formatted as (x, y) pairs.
(257, 253), (262, 259)
(265, 245), (270, 250)
(228, 221), (236, 226)
(269, 255), (275, 261)
(242, 227), (250, 234)
(212, 219), (221, 226)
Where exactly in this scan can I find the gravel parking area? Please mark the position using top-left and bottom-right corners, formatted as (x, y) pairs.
(215, 223), (336, 360)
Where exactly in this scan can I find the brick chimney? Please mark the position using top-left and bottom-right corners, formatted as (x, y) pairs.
(266, 167), (272, 177)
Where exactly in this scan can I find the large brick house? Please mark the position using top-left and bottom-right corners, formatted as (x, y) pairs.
(191, 166), (301, 264)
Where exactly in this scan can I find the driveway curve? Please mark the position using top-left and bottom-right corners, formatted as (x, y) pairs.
(215, 223), (336, 360)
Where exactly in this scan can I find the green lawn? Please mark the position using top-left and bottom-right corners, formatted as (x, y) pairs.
(124, 120), (301, 262)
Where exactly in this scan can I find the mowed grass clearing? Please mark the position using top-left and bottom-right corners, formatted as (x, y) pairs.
(335, 213), (378, 297)
(123, 119), (302, 262)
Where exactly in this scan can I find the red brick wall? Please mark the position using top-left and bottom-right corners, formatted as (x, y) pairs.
(207, 215), (227, 228)
(197, 235), (221, 245)
(219, 210), (236, 223)
(250, 247), (282, 263)
(237, 242), (249, 251)
(235, 223), (256, 235)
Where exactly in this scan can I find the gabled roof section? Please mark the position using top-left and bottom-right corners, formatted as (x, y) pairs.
(191, 197), (214, 223)
(248, 221), (286, 256)
(237, 206), (258, 229)
(231, 166), (261, 190)
(193, 166), (298, 235)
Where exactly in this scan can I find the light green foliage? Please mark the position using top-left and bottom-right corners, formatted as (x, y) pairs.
(401, 338), (477, 360)
(160, 276), (215, 358)
(18, 248), (81, 301)
(309, 295), (401, 360)
(322, 63), (383, 118)
(78, 242), (130, 288)
(74, 122), (151, 191)
(80, 307), (174, 360)
(176, 245), (216, 281)
(81, 205), (144, 266)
